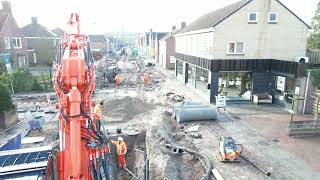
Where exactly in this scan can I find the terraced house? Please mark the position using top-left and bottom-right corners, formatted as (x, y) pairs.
(0, 1), (28, 68)
(174, 0), (312, 112)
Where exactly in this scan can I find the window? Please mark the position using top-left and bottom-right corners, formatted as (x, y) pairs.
(248, 12), (258, 23)
(227, 42), (244, 54)
(18, 55), (26, 67)
(13, 38), (22, 49)
(4, 37), (10, 49)
(268, 12), (278, 23)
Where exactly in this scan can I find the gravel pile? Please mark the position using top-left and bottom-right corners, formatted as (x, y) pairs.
(103, 96), (155, 121)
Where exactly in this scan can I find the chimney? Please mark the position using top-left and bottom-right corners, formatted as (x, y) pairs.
(2, 1), (11, 14)
(181, 22), (186, 29)
(31, 17), (38, 24)
(172, 26), (176, 31)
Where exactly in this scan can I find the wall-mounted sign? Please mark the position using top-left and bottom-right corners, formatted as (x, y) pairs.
(277, 76), (285, 91)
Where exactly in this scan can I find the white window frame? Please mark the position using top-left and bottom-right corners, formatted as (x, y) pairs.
(4, 37), (10, 49)
(13, 38), (22, 49)
(18, 55), (26, 67)
(248, 12), (258, 23)
(268, 12), (278, 23)
(226, 42), (244, 55)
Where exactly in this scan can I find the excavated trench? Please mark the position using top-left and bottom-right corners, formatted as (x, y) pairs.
(108, 131), (148, 180)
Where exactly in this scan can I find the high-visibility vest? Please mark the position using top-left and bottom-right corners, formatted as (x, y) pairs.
(112, 140), (127, 155)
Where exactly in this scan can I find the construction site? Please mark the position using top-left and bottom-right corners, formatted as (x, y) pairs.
(1, 50), (319, 179)
(0, 0), (320, 179)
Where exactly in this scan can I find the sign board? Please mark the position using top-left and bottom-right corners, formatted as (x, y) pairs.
(215, 95), (226, 109)
(277, 76), (285, 91)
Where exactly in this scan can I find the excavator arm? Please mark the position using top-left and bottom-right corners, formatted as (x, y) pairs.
(47, 13), (110, 180)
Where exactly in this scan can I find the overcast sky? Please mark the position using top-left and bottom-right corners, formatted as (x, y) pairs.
(5, 0), (319, 34)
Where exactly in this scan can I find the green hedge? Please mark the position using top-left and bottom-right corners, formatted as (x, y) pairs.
(0, 83), (12, 112)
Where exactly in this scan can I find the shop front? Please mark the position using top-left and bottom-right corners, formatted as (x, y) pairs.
(273, 75), (297, 109)
(195, 67), (210, 99)
(218, 72), (252, 101)
(176, 60), (184, 81)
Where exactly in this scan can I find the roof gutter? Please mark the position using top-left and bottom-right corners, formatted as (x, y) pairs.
(175, 27), (215, 37)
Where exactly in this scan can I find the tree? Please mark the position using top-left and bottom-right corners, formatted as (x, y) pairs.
(308, 1), (320, 49)
(0, 83), (12, 112)
(0, 60), (6, 74)
(0, 72), (10, 91)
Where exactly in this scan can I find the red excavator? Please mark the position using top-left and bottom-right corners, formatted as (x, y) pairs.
(45, 13), (111, 179)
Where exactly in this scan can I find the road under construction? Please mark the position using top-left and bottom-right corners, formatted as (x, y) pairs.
(0, 14), (320, 180)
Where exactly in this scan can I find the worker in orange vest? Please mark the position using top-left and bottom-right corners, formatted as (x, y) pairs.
(111, 137), (127, 169)
(114, 74), (122, 87)
(94, 101), (104, 117)
(143, 73), (150, 86)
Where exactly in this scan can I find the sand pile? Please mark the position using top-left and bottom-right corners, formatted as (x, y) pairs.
(103, 96), (155, 121)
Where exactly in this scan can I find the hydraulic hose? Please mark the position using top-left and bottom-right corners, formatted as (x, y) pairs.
(90, 154), (98, 180)
(96, 152), (102, 180)
(102, 152), (110, 180)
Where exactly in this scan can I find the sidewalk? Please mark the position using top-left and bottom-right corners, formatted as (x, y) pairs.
(158, 65), (320, 179)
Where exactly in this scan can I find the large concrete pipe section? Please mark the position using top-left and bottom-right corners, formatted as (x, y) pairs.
(182, 100), (204, 106)
(176, 107), (217, 123)
(172, 104), (210, 119)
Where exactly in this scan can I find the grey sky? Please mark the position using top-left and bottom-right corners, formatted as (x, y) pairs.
(6, 0), (319, 34)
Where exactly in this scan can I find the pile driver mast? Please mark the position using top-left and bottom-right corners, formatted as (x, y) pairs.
(49, 13), (110, 179)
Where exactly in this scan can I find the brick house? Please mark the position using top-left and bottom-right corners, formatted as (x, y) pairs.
(22, 17), (60, 66)
(88, 35), (107, 61)
(0, 1), (28, 68)
(174, 0), (311, 112)
(159, 22), (186, 70)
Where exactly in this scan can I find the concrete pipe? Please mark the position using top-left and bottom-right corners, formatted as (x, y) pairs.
(176, 107), (217, 123)
(172, 105), (210, 119)
(183, 100), (204, 106)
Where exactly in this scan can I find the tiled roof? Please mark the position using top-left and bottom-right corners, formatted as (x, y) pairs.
(177, 0), (310, 34)
(160, 28), (185, 41)
(52, 27), (65, 37)
(178, 0), (251, 34)
(0, 13), (8, 33)
(22, 23), (57, 37)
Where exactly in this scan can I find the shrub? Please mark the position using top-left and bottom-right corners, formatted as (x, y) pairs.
(12, 69), (33, 92)
(31, 79), (43, 91)
(0, 83), (12, 112)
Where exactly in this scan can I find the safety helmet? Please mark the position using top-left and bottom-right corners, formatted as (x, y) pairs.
(118, 137), (123, 141)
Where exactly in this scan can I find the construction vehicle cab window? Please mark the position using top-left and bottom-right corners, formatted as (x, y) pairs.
(0, 0), (319, 180)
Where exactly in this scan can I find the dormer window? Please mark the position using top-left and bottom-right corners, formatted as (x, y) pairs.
(268, 12), (278, 23)
(248, 12), (258, 23)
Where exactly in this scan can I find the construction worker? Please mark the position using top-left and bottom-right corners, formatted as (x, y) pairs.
(94, 101), (104, 117)
(114, 74), (122, 87)
(143, 73), (150, 86)
(111, 137), (127, 169)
